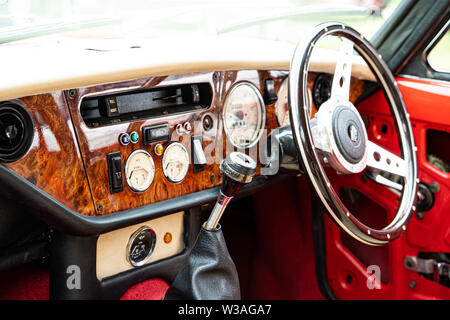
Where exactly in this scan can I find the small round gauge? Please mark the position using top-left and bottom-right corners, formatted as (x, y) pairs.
(313, 73), (332, 109)
(125, 149), (155, 192)
(223, 82), (265, 149)
(126, 226), (156, 267)
(274, 78), (290, 127)
(162, 142), (190, 183)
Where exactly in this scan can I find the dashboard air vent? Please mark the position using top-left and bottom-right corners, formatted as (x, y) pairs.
(0, 102), (34, 162)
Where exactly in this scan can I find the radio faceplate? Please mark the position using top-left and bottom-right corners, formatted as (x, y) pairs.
(80, 83), (212, 128)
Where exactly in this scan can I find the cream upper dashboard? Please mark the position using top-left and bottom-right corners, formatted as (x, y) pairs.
(0, 35), (375, 101)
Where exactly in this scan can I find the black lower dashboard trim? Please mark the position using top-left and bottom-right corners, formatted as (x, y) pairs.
(0, 164), (292, 236)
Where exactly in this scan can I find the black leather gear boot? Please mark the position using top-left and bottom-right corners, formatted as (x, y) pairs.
(164, 225), (240, 300)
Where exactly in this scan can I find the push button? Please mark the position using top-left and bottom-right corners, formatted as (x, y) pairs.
(107, 151), (123, 194)
(130, 131), (139, 144)
(119, 133), (130, 146)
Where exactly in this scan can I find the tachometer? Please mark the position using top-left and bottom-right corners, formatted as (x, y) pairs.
(223, 82), (265, 149)
(162, 142), (190, 183)
(274, 78), (290, 127)
(275, 77), (315, 127)
(125, 149), (155, 192)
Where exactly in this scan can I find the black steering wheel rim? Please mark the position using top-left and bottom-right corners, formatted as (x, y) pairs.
(289, 22), (418, 245)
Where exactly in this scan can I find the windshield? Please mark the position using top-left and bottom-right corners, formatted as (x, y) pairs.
(0, 0), (401, 44)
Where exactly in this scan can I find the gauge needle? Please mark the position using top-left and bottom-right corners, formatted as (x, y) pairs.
(166, 161), (180, 171)
(129, 168), (148, 181)
(228, 113), (241, 122)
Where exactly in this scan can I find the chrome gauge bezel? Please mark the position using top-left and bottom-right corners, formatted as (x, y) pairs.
(126, 226), (157, 267)
(223, 81), (266, 149)
(125, 149), (156, 192)
(162, 142), (190, 184)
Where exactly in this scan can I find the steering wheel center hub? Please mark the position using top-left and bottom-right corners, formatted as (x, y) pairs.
(332, 105), (366, 164)
(311, 97), (368, 174)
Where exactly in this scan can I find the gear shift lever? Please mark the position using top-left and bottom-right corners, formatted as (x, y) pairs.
(164, 152), (256, 300)
(205, 152), (257, 230)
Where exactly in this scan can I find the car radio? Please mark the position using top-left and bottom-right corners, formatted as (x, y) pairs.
(80, 83), (212, 127)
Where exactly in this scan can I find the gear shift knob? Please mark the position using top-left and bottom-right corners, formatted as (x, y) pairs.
(205, 152), (257, 230)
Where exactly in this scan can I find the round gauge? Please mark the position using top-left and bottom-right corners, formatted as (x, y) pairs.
(126, 226), (156, 267)
(313, 73), (332, 109)
(125, 149), (155, 192)
(223, 82), (265, 149)
(274, 78), (290, 127)
(162, 142), (190, 183)
(274, 77), (314, 126)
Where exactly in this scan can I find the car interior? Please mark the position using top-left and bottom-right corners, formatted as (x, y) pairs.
(0, 0), (448, 300)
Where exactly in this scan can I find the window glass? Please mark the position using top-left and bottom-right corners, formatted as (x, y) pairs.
(427, 29), (450, 73)
(0, 0), (401, 44)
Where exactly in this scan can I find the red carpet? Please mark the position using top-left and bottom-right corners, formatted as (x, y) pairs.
(0, 264), (49, 300)
(222, 176), (325, 300)
(120, 278), (169, 300)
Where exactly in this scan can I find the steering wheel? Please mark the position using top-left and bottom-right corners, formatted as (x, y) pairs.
(289, 23), (418, 245)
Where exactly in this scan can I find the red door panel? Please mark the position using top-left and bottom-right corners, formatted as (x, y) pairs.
(324, 76), (450, 299)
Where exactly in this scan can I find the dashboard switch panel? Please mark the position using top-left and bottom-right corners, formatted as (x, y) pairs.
(192, 135), (207, 173)
(107, 151), (123, 194)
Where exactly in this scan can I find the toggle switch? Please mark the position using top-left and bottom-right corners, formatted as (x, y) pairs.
(191, 135), (207, 173)
(264, 79), (278, 105)
(107, 151), (123, 194)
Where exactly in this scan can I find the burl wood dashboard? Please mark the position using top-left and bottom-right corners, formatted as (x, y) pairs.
(4, 70), (364, 216)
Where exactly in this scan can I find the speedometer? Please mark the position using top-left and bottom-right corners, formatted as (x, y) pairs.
(223, 82), (265, 149)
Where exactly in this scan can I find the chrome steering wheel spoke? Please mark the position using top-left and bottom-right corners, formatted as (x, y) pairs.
(366, 141), (407, 177)
(365, 170), (403, 192)
(331, 37), (354, 101)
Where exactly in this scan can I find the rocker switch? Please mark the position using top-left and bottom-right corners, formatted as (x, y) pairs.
(107, 151), (123, 193)
(192, 136), (207, 173)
